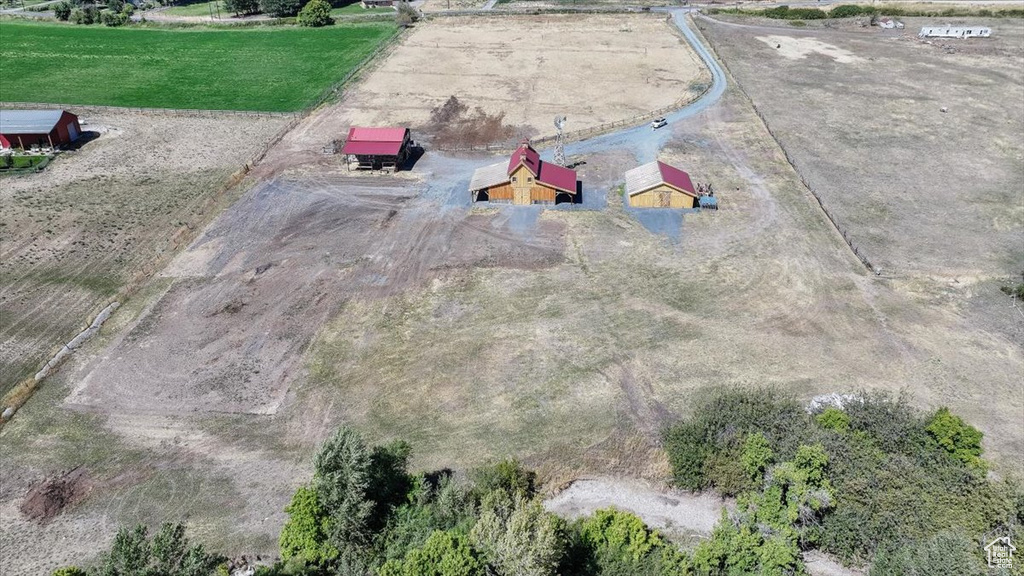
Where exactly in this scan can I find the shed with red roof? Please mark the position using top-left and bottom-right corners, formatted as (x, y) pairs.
(0, 110), (81, 150)
(469, 141), (579, 205)
(341, 127), (412, 172)
(624, 161), (699, 208)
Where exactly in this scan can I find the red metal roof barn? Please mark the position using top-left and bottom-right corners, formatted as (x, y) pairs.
(624, 161), (700, 208)
(0, 110), (81, 150)
(469, 141), (580, 205)
(341, 127), (412, 172)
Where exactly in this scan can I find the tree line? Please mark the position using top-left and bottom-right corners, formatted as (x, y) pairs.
(53, 390), (1022, 575)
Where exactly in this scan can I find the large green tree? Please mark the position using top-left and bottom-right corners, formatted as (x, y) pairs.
(470, 492), (564, 576)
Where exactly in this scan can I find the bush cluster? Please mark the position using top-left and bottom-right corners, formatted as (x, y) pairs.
(297, 0), (332, 26)
(663, 389), (1019, 573)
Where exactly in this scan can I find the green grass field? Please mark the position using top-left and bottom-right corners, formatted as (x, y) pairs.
(0, 21), (397, 111)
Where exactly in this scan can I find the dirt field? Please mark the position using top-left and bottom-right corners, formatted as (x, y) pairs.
(697, 15), (1024, 280)
(322, 14), (709, 142)
(1, 13), (1022, 575)
(0, 111), (289, 395)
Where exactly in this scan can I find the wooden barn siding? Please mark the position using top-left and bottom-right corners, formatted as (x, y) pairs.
(629, 185), (696, 208)
(487, 182), (514, 200)
(530, 184), (557, 203)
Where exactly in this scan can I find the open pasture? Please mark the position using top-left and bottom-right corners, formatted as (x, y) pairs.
(325, 14), (710, 141)
(697, 15), (1024, 280)
(0, 21), (396, 111)
(0, 111), (288, 396)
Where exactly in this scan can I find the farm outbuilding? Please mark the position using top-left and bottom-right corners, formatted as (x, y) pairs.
(469, 141), (579, 205)
(919, 25), (991, 38)
(341, 126), (412, 172)
(624, 161), (699, 208)
(0, 109), (81, 150)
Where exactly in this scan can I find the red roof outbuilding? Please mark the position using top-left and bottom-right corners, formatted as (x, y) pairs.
(656, 161), (696, 195)
(507, 141), (577, 193)
(341, 127), (410, 156)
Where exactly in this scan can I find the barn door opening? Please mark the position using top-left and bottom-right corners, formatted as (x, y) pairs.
(658, 190), (672, 208)
(67, 123), (79, 142)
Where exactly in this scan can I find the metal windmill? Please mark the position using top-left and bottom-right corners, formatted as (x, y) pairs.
(553, 115), (567, 166)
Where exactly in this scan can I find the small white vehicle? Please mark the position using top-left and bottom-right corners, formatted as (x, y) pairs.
(651, 117), (668, 130)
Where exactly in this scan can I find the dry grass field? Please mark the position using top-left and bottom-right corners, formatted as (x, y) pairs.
(0, 112), (289, 396)
(1, 12), (1021, 575)
(326, 14), (709, 141)
(696, 15), (1024, 280)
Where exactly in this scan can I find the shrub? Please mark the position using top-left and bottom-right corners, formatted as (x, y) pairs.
(741, 432), (774, 481)
(577, 509), (665, 563)
(470, 491), (564, 576)
(1000, 282), (1024, 299)
(662, 388), (811, 491)
(702, 448), (753, 497)
(106, 0), (123, 11)
(829, 4), (876, 17)
(96, 523), (224, 576)
(224, 0), (260, 14)
(52, 568), (87, 576)
(279, 485), (339, 566)
(100, 10), (129, 25)
(54, 1), (72, 19)
(470, 459), (536, 499)
(395, 0), (418, 26)
(259, 0), (302, 16)
(379, 530), (485, 576)
(925, 407), (986, 473)
(665, 389), (1013, 568)
(869, 531), (986, 576)
(297, 0), (332, 26)
(816, 407), (850, 433)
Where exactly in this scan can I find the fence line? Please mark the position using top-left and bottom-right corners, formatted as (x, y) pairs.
(695, 15), (886, 278)
(0, 101), (299, 118)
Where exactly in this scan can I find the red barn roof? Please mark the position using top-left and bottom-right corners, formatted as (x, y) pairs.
(342, 126), (409, 156)
(507, 141), (577, 193)
(656, 161), (696, 195)
(623, 161), (698, 198)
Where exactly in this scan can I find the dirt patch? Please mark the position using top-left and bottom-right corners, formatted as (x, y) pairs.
(756, 35), (865, 63)
(65, 171), (566, 417)
(20, 467), (92, 523)
(544, 477), (726, 539)
(428, 95), (516, 148)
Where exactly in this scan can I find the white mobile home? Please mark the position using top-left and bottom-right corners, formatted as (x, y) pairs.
(919, 25), (991, 38)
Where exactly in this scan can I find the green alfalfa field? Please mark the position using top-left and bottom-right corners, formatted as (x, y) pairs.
(0, 20), (397, 111)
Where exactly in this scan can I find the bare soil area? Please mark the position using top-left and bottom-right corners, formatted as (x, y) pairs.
(543, 477), (726, 538)
(284, 14), (708, 154)
(19, 467), (93, 523)
(0, 111), (288, 394)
